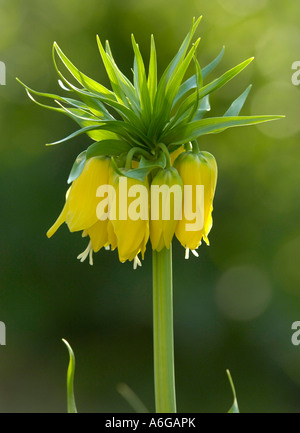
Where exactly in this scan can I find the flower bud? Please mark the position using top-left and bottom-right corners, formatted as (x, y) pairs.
(150, 167), (183, 251)
(47, 156), (112, 238)
(173, 150), (217, 252)
(109, 169), (150, 263)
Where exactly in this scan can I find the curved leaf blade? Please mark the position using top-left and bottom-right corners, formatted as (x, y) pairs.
(202, 45), (225, 78)
(224, 84), (252, 117)
(67, 150), (87, 184)
(62, 339), (78, 414)
(227, 370), (239, 414)
(163, 115), (285, 145)
(86, 139), (132, 159)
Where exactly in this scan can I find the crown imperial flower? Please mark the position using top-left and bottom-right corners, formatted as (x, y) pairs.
(19, 17), (282, 268)
(150, 166), (183, 252)
(173, 148), (217, 257)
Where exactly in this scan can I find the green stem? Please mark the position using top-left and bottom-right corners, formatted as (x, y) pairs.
(152, 245), (176, 413)
(157, 143), (171, 169)
(125, 147), (154, 170)
(192, 139), (200, 154)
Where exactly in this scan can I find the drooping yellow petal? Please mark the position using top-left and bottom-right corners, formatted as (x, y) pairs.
(66, 157), (111, 232)
(150, 167), (183, 252)
(107, 220), (118, 251)
(109, 170), (149, 263)
(86, 220), (109, 253)
(47, 201), (69, 238)
(47, 186), (72, 238)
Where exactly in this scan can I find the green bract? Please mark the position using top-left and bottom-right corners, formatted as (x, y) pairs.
(18, 17), (282, 182)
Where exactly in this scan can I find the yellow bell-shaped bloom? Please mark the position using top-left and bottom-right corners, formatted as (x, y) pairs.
(150, 167), (183, 252)
(47, 156), (112, 258)
(173, 151), (217, 255)
(109, 168), (150, 266)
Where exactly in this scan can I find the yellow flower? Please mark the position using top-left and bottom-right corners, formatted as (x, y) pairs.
(173, 150), (217, 257)
(150, 167), (183, 252)
(47, 156), (112, 264)
(109, 168), (150, 267)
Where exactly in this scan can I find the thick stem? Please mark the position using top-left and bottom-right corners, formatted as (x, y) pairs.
(152, 245), (176, 413)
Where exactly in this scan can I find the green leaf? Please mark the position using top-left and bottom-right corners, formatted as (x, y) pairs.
(46, 119), (152, 148)
(148, 17), (202, 138)
(163, 16), (202, 84)
(170, 57), (255, 124)
(185, 56), (203, 122)
(125, 152), (166, 181)
(199, 57), (254, 100)
(150, 38), (201, 138)
(52, 69), (144, 127)
(86, 139), (132, 159)
(52, 44), (146, 129)
(173, 75), (197, 108)
(172, 46), (225, 107)
(168, 57), (251, 132)
(202, 46), (225, 78)
(227, 370), (239, 413)
(147, 35), (157, 108)
(62, 339), (78, 414)
(193, 95), (211, 120)
(53, 42), (115, 100)
(131, 35), (152, 124)
(163, 115), (284, 145)
(17, 78), (115, 123)
(224, 84), (252, 117)
(67, 150), (87, 184)
(96, 36), (138, 108)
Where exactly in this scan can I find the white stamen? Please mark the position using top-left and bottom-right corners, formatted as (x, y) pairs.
(185, 247), (199, 259)
(77, 241), (94, 265)
(133, 255), (142, 270)
(105, 245), (111, 251)
(89, 247), (94, 266)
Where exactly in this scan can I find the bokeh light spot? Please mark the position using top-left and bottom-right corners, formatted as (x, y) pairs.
(215, 265), (272, 321)
(250, 81), (300, 138)
(218, 0), (268, 16)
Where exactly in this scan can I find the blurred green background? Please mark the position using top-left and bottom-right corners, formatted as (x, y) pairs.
(1, 0), (300, 413)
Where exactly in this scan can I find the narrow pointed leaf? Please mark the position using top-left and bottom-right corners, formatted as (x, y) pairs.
(193, 95), (211, 120)
(227, 370), (239, 414)
(131, 35), (152, 123)
(86, 139), (132, 159)
(202, 46), (225, 78)
(53, 42), (115, 100)
(96, 36), (138, 108)
(224, 84), (252, 117)
(198, 57), (254, 101)
(62, 339), (77, 414)
(147, 34), (157, 107)
(67, 151), (87, 184)
(163, 115), (284, 145)
(173, 45), (225, 106)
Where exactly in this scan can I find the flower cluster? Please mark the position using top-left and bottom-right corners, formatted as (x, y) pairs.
(19, 17), (281, 267)
(46, 142), (217, 267)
